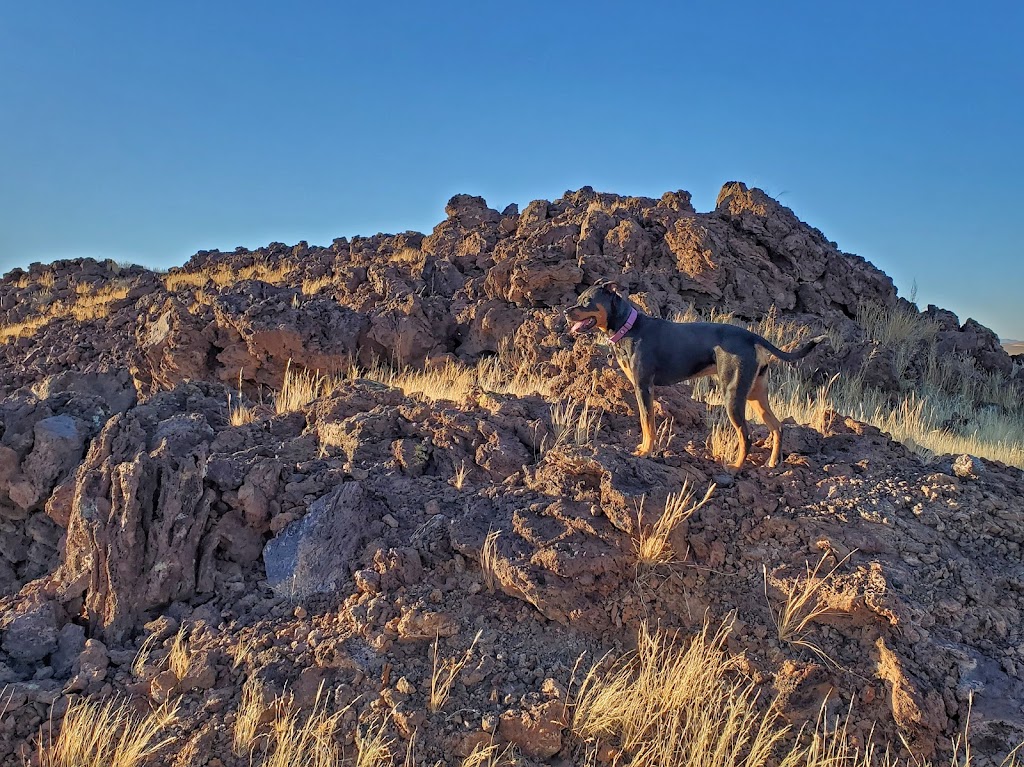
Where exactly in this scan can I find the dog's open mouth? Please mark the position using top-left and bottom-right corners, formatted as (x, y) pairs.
(570, 317), (597, 335)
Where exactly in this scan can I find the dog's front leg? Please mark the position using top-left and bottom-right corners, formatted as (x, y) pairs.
(633, 383), (655, 456)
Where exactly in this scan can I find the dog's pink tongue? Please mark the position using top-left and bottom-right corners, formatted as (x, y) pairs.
(571, 319), (587, 334)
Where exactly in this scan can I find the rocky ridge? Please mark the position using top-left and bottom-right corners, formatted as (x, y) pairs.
(0, 183), (1021, 765)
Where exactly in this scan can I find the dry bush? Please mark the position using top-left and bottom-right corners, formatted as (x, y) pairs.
(634, 482), (715, 566)
(36, 697), (179, 767)
(429, 631), (483, 713)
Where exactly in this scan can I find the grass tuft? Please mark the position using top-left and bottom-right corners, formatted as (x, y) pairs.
(429, 631), (483, 713)
(634, 482), (715, 566)
(36, 697), (179, 767)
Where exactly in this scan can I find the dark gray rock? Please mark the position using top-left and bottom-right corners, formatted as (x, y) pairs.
(262, 481), (377, 598)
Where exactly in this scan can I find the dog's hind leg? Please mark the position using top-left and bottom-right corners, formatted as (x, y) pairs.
(748, 373), (783, 468)
(721, 365), (756, 471)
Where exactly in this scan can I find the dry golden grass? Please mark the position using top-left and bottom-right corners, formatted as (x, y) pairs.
(355, 355), (552, 404)
(302, 274), (336, 295)
(0, 279), (130, 343)
(452, 460), (471, 490)
(227, 370), (257, 427)
(634, 482), (716, 566)
(764, 552), (852, 665)
(0, 315), (49, 343)
(264, 695), (342, 767)
(36, 697), (179, 767)
(704, 408), (737, 466)
(858, 300), (938, 348)
(276, 360), (329, 414)
(550, 395), (604, 450)
(355, 714), (395, 767)
(480, 528), (501, 594)
(231, 632), (258, 670)
(232, 677), (266, 757)
(461, 741), (518, 767)
(163, 260), (294, 292)
(130, 634), (160, 677)
(653, 414), (676, 453)
(572, 619), (794, 766)
(392, 247), (425, 265)
(166, 625), (194, 681)
(769, 364), (1024, 469)
(571, 620), (1021, 767)
(228, 391), (255, 427)
(429, 630), (483, 713)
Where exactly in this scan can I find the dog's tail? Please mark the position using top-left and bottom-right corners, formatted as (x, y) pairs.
(758, 334), (830, 362)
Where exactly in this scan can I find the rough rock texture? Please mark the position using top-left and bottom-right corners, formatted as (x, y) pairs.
(0, 184), (1021, 765)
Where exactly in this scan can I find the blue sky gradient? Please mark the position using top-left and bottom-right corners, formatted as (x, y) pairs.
(2, 2), (1021, 339)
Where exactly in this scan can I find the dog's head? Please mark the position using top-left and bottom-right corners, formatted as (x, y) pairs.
(564, 281), (622, 335)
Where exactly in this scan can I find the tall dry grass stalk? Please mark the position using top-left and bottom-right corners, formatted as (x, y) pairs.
(36, 697), (180, 767)
(634, 482), (716, 566)
(429, 630), (483, 713)
(480, 528), (501, 594)
(131, 633), (160, 677)
(572, 619), (794, 766)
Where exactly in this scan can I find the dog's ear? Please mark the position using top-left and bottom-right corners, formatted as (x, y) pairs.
(603, 281), (621, 296)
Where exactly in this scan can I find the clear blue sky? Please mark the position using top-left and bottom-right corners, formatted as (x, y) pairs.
(2, 2), (1022, 339)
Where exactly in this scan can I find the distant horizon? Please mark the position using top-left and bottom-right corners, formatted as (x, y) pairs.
(2, 2), (1021, 340)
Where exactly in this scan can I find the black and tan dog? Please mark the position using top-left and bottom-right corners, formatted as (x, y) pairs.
(565, 281), (828, 471)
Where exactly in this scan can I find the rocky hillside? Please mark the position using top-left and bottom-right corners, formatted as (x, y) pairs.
(0, 183), (1022, 765)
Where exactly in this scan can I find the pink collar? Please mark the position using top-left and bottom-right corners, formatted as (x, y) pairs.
(608, 307), (638, 344)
